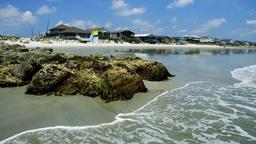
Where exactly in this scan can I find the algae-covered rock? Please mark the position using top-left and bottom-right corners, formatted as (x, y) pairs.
(0, 43), (174, 102)
(26, 64), (73, 95)
(99, 65), (147, 102)
(0, 66), (23, 87)
(54, 64), (147, 102)
(113, 57), (175, 81)
(130, 60), (174, 81)
(12, 61), (42, 82)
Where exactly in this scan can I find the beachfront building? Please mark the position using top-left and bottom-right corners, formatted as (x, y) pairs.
(84, 27), (110, 40)
(135, 34), (157, 44)
(183, 35), (200, 44)
(172, 37), (187, 45)
(155, 36), (172, 44)
(47, 24), (87, 40)
(220, 39), (233, 46)
(110, 30), (135, 43)
(200, 36), (215, 44)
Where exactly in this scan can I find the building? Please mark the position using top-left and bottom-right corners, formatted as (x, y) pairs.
(84, 27), (110, 40)
(135, 34), (157, 44)
(200, 36), (215, 44)
(110, 30), (135, 42)
(183, 35), (200, 44)
(172, 37), (187, 45)
(155, 36), (172, 44)
(47, 24), (87, 40)
(220, 39), (233, 45)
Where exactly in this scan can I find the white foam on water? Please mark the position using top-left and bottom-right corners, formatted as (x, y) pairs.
(0, 82), (197, 144)
(231, 64), (256, 88)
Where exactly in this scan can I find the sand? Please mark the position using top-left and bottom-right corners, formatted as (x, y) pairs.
(3, 39), (231, 49)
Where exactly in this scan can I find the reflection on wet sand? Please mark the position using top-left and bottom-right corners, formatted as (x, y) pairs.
(120, 48), (256, 56)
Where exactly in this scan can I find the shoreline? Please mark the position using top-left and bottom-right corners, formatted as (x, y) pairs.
(2, 40), (256, 49)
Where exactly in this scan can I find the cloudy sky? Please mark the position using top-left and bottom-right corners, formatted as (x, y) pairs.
(0, 0), (255, 41)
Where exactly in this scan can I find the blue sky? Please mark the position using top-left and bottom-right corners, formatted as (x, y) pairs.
(0, 0), (256, 41)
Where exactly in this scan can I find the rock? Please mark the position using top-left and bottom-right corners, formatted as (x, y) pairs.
(54, 64), (147, 102)
(0, 43), (174, 102)
(99, 66), (147, 102)
(19, 48), (29, 52)
(55, 69), (102, 97)
(113, 58), (175, 81)
(12, 60), (42, 82)
(131, 60), (175, 81)
(0, 66), (23, 87)
(26, 65), (73, 95)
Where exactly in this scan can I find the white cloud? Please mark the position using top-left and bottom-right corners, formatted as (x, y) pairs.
(112, 0), (127, 9)
(171, 17), (177, 23)
(55, 20), (98, 29)
(36, 5), (57, 15)
(167, 0), (193, 9)
(70, 20), (87, 28)
(55, 20), (67, 26)
(177, 29), (187, 33)
(232, 28), (256, 38)
(246, 19), (256, 26)
(104, 22), (112, 28)
(132, 19), (151, 27)
(193, 18), (226, 34)
(117, 8), (145, 16)
(0, 5), (36, 27)
(112, 0), (145, 16)
(21, 11), (36, 23)
(131, 19), (164, 34)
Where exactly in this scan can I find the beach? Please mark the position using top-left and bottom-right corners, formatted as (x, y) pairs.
(0, 44), (256, 143)
(4, 39), (254, 49)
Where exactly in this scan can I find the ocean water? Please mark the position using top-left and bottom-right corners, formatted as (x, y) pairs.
(1, 48), (256, 144)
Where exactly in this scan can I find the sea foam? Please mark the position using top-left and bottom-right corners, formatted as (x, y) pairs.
(231, 64), (256, 88)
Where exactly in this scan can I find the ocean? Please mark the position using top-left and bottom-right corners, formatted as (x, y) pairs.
(0, 47), (256, 144)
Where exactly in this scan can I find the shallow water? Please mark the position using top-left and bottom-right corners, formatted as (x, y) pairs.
(0, 47), (256, 143)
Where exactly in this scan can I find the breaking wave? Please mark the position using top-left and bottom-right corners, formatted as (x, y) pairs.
(1, 65), (256, 144)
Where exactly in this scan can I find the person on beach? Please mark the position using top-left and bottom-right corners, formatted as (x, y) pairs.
(90, 26), (99, 43)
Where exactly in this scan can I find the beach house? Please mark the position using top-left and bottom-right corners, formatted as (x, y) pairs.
(47, 24), (87, 40)
(200, 36), (215, 44)
(183, 35), (200, 44)
(172, 37), (187, 45)
(220, 39), (233, 46)
(110, 30), (135, 42)
(84, 27), (110, 40)
(135, 34), (157, 44)
(155, 36), (172, 44)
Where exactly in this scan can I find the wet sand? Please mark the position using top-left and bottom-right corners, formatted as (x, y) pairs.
(0, 80), (180, 140)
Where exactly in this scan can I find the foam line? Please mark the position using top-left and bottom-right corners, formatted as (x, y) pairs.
(0, 81), (203, 143)
(231, 64), (256, 87)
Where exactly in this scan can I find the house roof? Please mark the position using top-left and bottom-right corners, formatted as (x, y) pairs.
(50, 24), (70, 30)
(135, 34), (155, 37)
(111, 29), (135, 34)
(84, 27), (109, 33)
(60, 26), (87, 34)
(50, 24), (87, 34)
(184, 35), (200, 38)
(154, 36), (171, 39)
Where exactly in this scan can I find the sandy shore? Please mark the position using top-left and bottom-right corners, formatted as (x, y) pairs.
(4, 40), (254, 49)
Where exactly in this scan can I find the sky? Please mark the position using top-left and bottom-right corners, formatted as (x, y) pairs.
(0, 0), (256, 41)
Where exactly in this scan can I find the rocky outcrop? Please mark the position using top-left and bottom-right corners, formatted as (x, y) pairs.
(0, 43), (174, 102)
(26, 64), (73, 95)
(0, 66), (23, 87)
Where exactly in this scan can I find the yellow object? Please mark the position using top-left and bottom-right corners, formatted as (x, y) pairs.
(92, 29), (98, 36)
